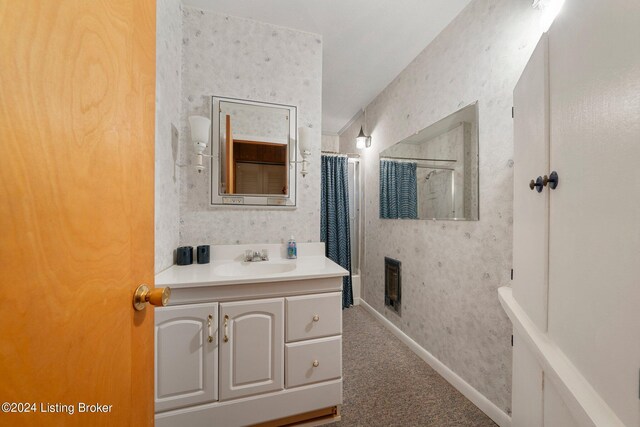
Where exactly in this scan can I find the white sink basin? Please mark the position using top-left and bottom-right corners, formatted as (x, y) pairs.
(214, 261), (296, 277)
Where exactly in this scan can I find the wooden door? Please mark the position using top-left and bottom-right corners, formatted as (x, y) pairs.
(235, 163), (263, 194)
(219, 299), (284, 401)
(155, 303), (219, 412)
(0, 1), (156, 426)
(226, 115), (235, 194)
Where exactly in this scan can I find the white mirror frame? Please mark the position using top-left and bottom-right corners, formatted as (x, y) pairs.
(210, 96), (297, 207)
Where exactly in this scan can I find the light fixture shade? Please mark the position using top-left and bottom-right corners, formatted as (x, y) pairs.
(188, 115), (211, 143)
(298, 126), (312, 155)
(356, 126), (368, 149)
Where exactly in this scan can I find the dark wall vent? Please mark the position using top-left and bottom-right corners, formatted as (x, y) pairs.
(384, 257), (401, 315)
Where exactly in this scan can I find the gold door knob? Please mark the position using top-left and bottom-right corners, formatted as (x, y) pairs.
(133, 284), (171, 311)
(312, 360), (319, 367)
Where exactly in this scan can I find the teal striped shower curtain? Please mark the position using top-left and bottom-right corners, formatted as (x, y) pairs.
(320, 155), (353, 308)
(379, 160), (418, 219)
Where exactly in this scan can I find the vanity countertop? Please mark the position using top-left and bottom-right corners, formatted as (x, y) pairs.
(155, 243), (349, 288)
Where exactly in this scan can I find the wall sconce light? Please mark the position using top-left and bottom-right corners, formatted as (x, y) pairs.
(356, 108), (372, 149)
(355, 126), (371, 149)
(293, 126), (311, 177)
(188, 115), (212, 173)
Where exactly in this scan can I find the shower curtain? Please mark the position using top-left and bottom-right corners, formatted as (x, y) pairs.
(320, 155), (353, 308)
(379, 160), (418, 219)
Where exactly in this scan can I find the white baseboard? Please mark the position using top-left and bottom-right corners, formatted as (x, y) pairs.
(358, 298), (511, 427)
(353, 297), (361, 306)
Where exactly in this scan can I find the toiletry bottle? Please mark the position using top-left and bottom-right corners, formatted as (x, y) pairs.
(287, 236), (297, 259)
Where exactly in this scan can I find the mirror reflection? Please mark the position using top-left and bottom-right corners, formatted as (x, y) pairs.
(379, 102), (479, 220)
(211, 97), (297, 207)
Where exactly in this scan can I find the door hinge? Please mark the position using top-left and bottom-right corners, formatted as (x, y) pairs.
(511, 269), (514, 280)
(511, 335), (514, 346)
(512, 106), (515, 118)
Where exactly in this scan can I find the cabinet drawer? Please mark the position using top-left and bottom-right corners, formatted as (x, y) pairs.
(285, 336), (341, 388)
(285, 292), (341, 342)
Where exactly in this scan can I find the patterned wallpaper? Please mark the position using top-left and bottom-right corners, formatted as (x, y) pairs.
(340, 0), (543, 414)
(155, 0), (182, 273)
(178, 8), (323, 248)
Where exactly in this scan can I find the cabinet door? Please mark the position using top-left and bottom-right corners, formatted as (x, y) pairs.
(512, 33), (550, 332)
(547, 5), (640, 425)
(512, 34), (548, 427)
(511, 332), (543, 427)
(219, 298), (284, 401)
(155, 303), (218, 412)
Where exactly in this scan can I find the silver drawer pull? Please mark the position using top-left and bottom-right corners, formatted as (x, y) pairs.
(312, 360), (319, 368)
(312, 314), (320, 322)
(223, 315), (229, 342)
(207, 314), (213, 343)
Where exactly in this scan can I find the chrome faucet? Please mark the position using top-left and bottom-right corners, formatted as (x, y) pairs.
(244, 249), (269, 262)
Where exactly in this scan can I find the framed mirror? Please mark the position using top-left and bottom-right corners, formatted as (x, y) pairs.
(210, 96), (297, 207)
(379, 101), (479, 220)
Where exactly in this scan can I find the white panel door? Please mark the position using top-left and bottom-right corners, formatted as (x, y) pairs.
(155, 303), (218, 412)
(512, 33), (550, 332)
(511, 331), (543, 427)
(547, 1), (640, 425)
(219, 298), (284, 401)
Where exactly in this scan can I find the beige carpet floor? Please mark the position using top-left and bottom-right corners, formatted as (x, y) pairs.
(326, 306), (497, 427)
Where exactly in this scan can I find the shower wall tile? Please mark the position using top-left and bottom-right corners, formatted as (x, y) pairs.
(178, 8), (322, 247)
(341, 0), (544, 414)
(155, 0), (183, 273)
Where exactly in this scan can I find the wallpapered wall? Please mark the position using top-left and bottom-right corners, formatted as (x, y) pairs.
(340, 0), (543, 414)
(155, 0), (182, 273)
(177, 8), (322, 248)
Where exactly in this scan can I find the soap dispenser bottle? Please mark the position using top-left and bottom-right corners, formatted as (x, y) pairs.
(287, 235), (297, 259)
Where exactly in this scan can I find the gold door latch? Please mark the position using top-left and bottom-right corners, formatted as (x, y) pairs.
(133, 284), (171, 311)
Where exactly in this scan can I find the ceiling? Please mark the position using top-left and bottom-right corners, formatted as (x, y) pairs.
(182, 0), (472, 134)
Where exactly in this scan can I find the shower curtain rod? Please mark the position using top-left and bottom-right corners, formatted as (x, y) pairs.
(321, 151), (360, 158)
(416, 165), (455, 171)
(380, 155), (457, 163)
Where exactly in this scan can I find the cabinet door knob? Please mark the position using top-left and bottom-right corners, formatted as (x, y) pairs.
(546, 171), (559, 189)
(312, 360), (319, 367)
(529, 176), (544, 193)
(312, 314), (320, 322)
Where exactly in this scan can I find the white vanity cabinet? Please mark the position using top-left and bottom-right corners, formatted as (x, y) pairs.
(154, 270), (346, 427)
(219, 298), (284, 401)
(155, 303), (219, 412)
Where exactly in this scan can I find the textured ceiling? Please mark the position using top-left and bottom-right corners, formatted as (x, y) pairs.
(181, 0), (472, 134)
